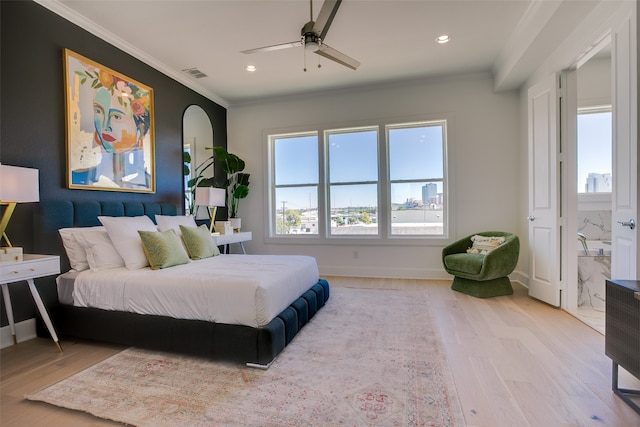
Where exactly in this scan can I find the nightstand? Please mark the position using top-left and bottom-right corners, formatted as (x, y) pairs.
(1, 254), (62, 351)
(212, 231), (252, 254)
(606, 279), (640, 414)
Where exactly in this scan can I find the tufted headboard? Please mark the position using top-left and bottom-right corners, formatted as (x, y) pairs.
(34, 200), (178, 272)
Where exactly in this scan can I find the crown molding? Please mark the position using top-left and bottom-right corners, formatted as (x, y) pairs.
(34, 0), (230, 108)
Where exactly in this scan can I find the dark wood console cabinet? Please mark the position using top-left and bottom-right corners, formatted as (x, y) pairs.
(605, 279), (640, 415)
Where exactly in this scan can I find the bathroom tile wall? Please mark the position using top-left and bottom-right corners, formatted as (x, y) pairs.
(577, 210), (611, 240)
(577, 209), (611, 310)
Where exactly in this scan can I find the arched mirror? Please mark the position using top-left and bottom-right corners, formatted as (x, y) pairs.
(183, 105), (213, 218)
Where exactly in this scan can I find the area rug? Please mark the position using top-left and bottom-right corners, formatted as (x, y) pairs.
(26, 287), (465, 426)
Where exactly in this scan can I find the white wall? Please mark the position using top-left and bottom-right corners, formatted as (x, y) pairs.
(228, 73), (523, 279)
(578, 55), (612, 108)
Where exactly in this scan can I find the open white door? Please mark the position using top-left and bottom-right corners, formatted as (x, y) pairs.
(611, 12), (638, 280)
(528, 73), (562, 306)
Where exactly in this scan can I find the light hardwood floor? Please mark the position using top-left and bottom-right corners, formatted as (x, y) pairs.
(1, 277), (639, 426)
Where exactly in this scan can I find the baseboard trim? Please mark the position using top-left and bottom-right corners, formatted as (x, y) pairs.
(0, 318), (37, 349)
(511, 269), (529, 287)
(320, 266), (529, 283)
(320, 265), (452, 280)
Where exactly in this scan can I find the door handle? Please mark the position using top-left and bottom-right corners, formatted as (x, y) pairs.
(617, 219), (636, 230)
(527, 215), (535, 222)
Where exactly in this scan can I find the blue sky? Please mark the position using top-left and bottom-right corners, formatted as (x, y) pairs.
(274, 124), (445, 210)
(577, 111), (611, 192)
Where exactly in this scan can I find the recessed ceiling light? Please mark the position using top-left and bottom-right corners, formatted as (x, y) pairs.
(435, 35), (451, 44)
(245, 65), (256, 72)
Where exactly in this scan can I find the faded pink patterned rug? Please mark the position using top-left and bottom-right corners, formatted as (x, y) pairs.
(27, 287), (465, 426)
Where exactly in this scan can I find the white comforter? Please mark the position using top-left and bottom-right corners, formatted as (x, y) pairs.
(69, 254), (320, 328)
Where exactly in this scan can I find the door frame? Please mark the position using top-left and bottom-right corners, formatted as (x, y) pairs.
(553, 8), (637, 311)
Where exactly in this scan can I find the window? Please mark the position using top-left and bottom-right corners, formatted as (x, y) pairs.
(388, 122), (446, 236)
(271, 132), (319, 235)
(577, 107), (612, 193)
(268, 118), (448, 241)
(328, 128), (378, 235)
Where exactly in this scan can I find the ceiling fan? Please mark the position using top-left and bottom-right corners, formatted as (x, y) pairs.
(241, 0), (360, 70)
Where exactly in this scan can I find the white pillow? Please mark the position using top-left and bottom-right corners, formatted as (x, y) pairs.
(98, 216), (158, 269)
(155, 214), (197, 235)
(58, 226), (105, 271)
(74, 229), (125, 271)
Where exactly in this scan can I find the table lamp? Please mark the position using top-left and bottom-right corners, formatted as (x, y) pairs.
(195, 187), (226, 233)
(0, 164), (40, 247)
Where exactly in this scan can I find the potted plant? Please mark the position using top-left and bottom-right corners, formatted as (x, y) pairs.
(183, 147), (215, 215)
(212, 146), (250, 230)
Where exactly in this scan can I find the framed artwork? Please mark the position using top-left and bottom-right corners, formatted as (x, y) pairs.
(63, 48), (155, 193)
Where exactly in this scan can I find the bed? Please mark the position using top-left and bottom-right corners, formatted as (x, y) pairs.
(33, 200), (329, 367)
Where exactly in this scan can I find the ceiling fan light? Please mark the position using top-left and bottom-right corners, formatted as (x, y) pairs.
(305, 41), (320, 52)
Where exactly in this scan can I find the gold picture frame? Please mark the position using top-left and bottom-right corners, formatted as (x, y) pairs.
(63, 48), (155, 193)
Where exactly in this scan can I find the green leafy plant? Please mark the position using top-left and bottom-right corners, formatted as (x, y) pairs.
(212, 146), (250, 218)
(183, 147), (215, 215)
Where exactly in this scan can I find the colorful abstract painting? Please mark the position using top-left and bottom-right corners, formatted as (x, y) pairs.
(64, 48), (155, 193)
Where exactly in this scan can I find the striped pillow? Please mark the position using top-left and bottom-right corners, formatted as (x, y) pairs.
(466, 235), (506, 254)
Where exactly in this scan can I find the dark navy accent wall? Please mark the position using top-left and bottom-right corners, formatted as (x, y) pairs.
(0, 1), (227, 328)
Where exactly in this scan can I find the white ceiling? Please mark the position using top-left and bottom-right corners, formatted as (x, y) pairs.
(40, 0), (603, 107)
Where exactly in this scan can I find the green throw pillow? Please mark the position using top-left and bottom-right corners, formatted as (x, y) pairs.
(179, 224), (220, 260)
(138, 229), (190, 270)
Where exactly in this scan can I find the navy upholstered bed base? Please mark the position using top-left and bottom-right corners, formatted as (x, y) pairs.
(35, 200), (330, 366)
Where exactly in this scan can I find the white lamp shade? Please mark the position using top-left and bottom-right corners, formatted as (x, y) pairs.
(195, 187), (225, 207)
(0, 164), (40, 203)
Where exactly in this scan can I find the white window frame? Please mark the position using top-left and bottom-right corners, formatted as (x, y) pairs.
(264, 115), (453, 246)
(268, 131), (320, 238)
(326, 125), (380, 238)
(576, 105), (612, 208)
(386, 120), (448, 238)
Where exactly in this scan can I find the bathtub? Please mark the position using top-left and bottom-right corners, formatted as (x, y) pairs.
(578, 240), (612, 256)
(577, 240), (611, 309)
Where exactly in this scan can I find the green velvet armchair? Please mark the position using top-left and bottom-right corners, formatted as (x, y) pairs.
(442, 231), (519, 298)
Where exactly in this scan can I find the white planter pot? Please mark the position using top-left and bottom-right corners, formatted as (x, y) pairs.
(228, 218), (241, 232)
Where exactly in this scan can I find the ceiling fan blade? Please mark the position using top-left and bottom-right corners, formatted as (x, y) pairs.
(241, 40), (302, 54)
(314, 0), (342, 40)
(316, 43), (360, 70)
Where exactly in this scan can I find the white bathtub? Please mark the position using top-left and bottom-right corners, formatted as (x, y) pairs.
(577, 240), (611, 309)
(578, 240), (611, 256)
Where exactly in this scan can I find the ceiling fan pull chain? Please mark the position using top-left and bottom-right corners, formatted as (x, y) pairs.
(303, 47), (308, 72)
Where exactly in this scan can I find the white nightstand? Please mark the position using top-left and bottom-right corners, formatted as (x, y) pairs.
(212, 231), (252, 254)
(0, 254), (62, 351)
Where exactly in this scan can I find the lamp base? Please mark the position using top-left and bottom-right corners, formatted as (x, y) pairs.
(0, 202), (17, 247)
(206, 206), (218, 233)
